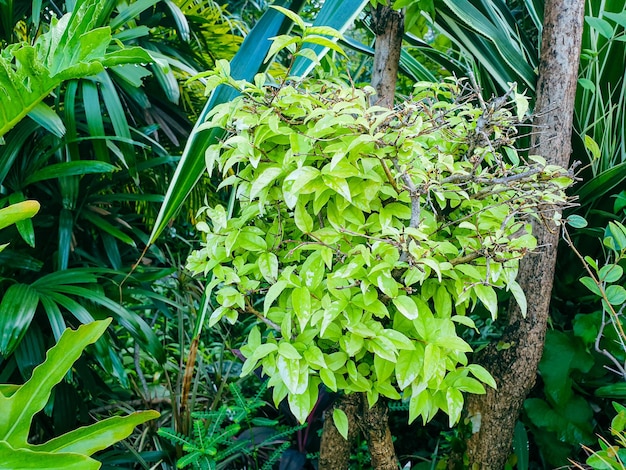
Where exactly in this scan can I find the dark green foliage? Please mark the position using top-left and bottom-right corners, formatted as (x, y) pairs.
(158, 382), (303, 469)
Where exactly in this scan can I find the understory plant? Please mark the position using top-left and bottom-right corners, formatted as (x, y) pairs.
(158, 382), (302, 469)
(186, 61), (573, 428)
(0, 319), (158, 469)
(565, 220), (626, 468)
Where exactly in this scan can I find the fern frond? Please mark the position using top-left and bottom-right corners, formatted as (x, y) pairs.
(177, 450), (206, 469)
(260, 441), (291, 470)
(158, 427), (194, 447)
(262, 423), (306, 445)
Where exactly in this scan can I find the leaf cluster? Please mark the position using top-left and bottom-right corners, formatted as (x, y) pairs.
(0, 319), (158, 469)
(158, 382), (301, 469)
(188, 73), (572, 425)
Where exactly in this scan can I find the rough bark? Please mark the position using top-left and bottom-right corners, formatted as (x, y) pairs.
(319, 394), (360, 470)
(362, 398), (399, 470)
(458, 1), (585, 468)
(370, 5), (404, 108)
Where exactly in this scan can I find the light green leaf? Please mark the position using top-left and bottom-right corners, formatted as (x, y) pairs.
(292, 286), (312, 330)
(332, 408), (349, 440)
(396, 349), (422, 390)
(446, 387), (464, 426)
(392, 295), (419, 320)
(294, 199), (314, 233)
(30, 411), (159, 455)
(507, 281), (527, 317)
(264, 281), (288, 314)
(258, 252), (279, 283)
(250, 167), (282, 200)
(0, 320), (111, 445)
(474, 284), (498, 319)
(467, 364), (497, 389)
(0, 201), (40, 231)
(580, 276), (602, 296)
(278, 342), (302, 360)
(0, 442), (99, 470)
(277, 356), (307, 395)
(270, 5), (306, 30)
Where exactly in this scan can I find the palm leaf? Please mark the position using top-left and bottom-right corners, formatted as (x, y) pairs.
(149, 0), (369, 244)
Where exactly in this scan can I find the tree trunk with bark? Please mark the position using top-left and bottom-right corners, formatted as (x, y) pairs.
(455, 1), (585, 468)
(318, 394), (360, 470)
(317, 6), (404, 469)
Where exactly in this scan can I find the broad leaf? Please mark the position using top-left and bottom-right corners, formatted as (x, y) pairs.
(0, 0), (151, 138)
(0, 442), (99, 470)
(30, 411), (159, 455)
(0, 320), (111, 445)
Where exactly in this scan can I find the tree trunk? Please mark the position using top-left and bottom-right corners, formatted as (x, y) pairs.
(458, 1), (585, 468)
(362, 398), (398, 470)
(318, 6), (404, 469)
(319, 394), (360, 470)
(370, 5), (404, 108)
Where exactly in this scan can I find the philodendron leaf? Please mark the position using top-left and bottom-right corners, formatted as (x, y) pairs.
(30, 410), (160, 455)
(0, 319), (111, 446)
(0, 442), (99, 470)
(0, 201), (40, 231)
(0, 0), (151, 138)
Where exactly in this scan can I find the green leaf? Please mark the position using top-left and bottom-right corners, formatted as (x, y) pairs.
(566, 214), (588, 228)
(598, 264), (623, 283)
(508, 280), (527, 317)
(606, 285), (626, 306)
(474, 284), (498, 319)
(595, 383), (626, 399)
(0, 320), (111, 445)
(585, 16), (614, 39)
(0, 201), (40, 231)
(278, 341), (302, 360)
(149, 0), (309, 244)
(30, 411), (159, 455)
(446, 387), (464, 426)
(332, 408), (349, 440)
(270, 5), (306, 30)
(584, 135), (601, 160)
(467, 364), (497, 389)
(294, 198), (314, 233)
(0, 442), (99, 470)
(0, 0), (150, 138)
(250, 167), (282, 200)
(264, 280), (288, 314)
(292, 286), (312, 330)
(577, 162), (626, 206)
(396, 349), (422, 390)
(23, 161), (117, 186)
(258, 252), (279, 283)
(580, 276), (602, 296)
(290, 0), (369, 78)
(0, 284), (40, 356)
(392, 295), (419, 320)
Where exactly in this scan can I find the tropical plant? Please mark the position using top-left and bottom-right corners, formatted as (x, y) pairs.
(185, 44), (574, 436)
(158, 382), (302, 469)
(0, 0), (150, 140)
(574, 402), (626, 470)
(0, 318), (158, 470)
